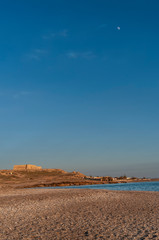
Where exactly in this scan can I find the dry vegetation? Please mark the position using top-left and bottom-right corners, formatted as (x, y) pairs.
(0, 168), (156, 191)
(0, 169), (105, 190)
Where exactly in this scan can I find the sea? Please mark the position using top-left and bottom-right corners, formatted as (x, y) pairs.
(48, 181), (159, 192)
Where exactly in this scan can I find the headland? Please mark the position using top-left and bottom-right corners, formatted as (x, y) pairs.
(0, 165), (157, 190)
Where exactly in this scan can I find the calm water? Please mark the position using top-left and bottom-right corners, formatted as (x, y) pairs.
(48, 181), (159, 192)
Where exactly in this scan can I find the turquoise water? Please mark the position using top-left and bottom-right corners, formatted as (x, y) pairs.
(49, 181), (159, 192)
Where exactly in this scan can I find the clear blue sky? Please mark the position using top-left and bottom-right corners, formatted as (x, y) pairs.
(0, 0), (159, 177)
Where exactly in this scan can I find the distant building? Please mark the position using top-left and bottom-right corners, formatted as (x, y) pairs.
(13, 164), (42, 171)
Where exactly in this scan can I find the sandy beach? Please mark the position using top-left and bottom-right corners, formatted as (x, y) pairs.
(0, 188), (159, 240)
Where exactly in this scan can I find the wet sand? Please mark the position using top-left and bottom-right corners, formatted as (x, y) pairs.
(0, 188), (159, 239)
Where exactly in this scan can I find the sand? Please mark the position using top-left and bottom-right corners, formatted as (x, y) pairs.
(0, 188), (159, 240)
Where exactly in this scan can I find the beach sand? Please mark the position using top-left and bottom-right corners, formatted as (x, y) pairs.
(0, 188), (159, 239)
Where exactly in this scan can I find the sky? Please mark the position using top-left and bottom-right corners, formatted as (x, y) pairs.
(0, 0), (159, 177)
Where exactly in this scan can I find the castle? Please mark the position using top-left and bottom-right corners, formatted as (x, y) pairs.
(13, 164), (42, 171)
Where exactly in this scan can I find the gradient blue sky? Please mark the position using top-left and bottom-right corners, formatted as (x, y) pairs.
(0, 0), (159, 177)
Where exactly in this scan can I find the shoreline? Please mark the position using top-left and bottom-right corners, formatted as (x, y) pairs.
(15, 178), (159, 190)
(0, 188), (159, 239)
(1, 169), (158, 191)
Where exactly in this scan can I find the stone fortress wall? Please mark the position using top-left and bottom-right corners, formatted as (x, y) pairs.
(13, 164), (42, 171)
